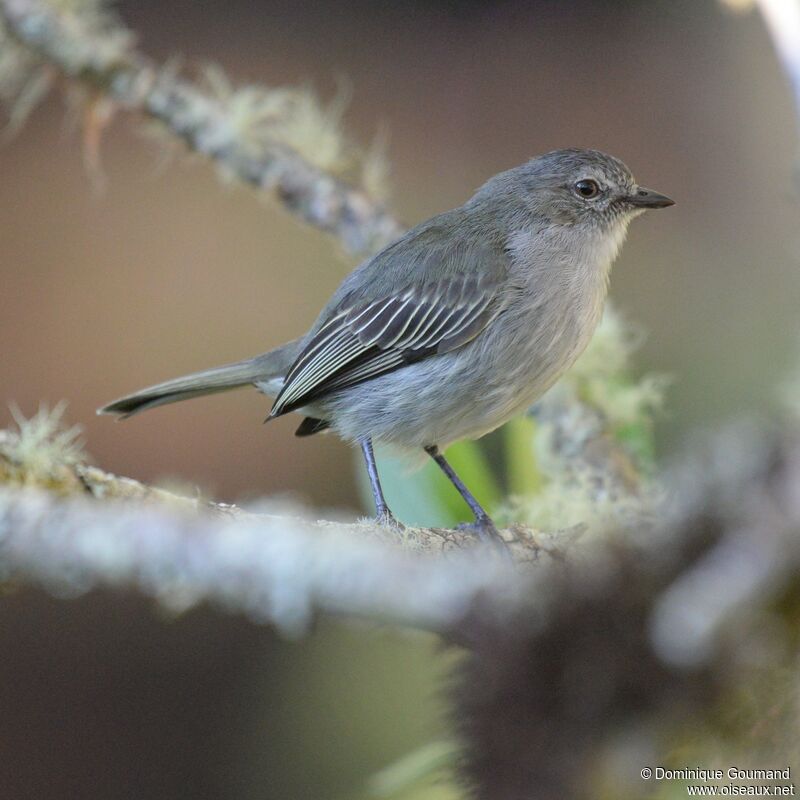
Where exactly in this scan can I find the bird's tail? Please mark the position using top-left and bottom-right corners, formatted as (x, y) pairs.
(97, 339), (300, 419)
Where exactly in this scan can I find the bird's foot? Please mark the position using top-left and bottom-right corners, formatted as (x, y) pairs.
(456, 516), (510, 551)
(375, 510), (405, 531)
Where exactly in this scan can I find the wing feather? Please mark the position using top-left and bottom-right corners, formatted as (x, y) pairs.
(270, 266), (503, 418)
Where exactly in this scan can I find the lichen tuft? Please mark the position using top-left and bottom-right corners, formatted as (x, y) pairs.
(200, 65), (390, 199)
(0, 402), (86, 488)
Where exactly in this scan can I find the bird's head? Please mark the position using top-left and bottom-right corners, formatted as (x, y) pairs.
(471, 148), (674, 232)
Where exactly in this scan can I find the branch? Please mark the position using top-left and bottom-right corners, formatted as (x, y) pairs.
(3, 412), (800, 659)
(0, 0), (404, 255)
(0, 486), (538, 638)
(0, 416), (554, 637)
(5, 417), (800, 794)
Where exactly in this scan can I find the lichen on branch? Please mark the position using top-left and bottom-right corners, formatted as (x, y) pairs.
(0, 0), (402, 254)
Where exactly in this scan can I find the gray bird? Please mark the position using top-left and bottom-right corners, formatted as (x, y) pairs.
(99, 149), (674, 544)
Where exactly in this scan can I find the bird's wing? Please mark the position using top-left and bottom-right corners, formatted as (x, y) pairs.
(269, 270), (502, 418)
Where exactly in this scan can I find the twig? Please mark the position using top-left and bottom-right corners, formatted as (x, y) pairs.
(0, 486), (535, 638)
(0, 420), (546, 558)
(0, 0), (404, 255)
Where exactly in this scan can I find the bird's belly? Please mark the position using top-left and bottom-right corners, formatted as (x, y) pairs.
(317, 304), (598, 451)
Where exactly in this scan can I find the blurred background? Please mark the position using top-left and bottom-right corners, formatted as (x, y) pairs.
(1, 0), (798, 797)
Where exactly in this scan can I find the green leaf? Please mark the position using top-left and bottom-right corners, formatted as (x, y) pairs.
(366, 740), (459, 798)
(355, 441), (502, 528)
(502, 415), (542, 497)
(614, 421), (657, 472)
(438, 439), (503, 515)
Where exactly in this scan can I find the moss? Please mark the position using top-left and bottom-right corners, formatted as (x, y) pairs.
(200, 66), (390, 200)
(0, 402), (86, 492)
(0, 0), (132, 133)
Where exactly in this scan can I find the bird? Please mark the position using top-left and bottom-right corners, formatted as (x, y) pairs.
(99, 148), (674, 545)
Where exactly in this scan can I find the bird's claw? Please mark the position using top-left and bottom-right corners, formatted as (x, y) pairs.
(375, 511), (405, 531)
(456, 518), (510, 553)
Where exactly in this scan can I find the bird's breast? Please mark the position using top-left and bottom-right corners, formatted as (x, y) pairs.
(479, 232), (616, 416)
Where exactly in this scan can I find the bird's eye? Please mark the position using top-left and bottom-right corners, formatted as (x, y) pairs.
(574, 179), (600, 199)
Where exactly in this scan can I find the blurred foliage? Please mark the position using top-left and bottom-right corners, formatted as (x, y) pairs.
(0, 0), (390, 202)
(565, 305), (667, 454)
(365, 740), (459, 800)
(0, 0), (132, 130)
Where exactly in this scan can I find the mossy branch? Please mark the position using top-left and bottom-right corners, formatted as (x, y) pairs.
(4, 414), (800, 796)
(0, 0), (403, 255)
(0, 486), (535, 638)
(0, 410), (563, 641)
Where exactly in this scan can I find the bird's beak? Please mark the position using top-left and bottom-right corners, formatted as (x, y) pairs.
(627, 187), (675, 209)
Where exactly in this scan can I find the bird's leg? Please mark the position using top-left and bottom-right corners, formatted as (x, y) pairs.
(360, 438), (401, 528)
(424, 445), (506, 547)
